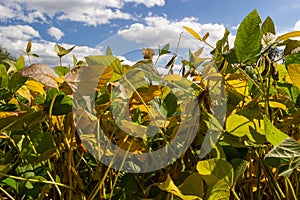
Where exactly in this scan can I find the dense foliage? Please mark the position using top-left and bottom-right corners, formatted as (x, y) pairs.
(1, 10), (300, 200)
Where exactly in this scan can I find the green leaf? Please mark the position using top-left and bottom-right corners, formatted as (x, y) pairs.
(234, 9), (262, 64)
(156, 175), (201, 200)
(161, 92), (177, 117)
(183, 26), (201, 40)
(179, 173), (204, 198)
(287, 64), (300, 89)
(21, 131), (54, 163)
(285, 52), (300, 67)
(0, 110), (43, 131)
(55, 44), (75, 57)
(230, 158), (247, 184)
(196, 158), (234, 186)
(106, 46), (113, 55)
(85, 55), (125, 81)
(207, 180), (230, 200)
(159, 43), (170, 56)
(261, 16), (275, 35)
(1, 178), (19, 191)
(54, 66), (70, 77)
(284, 40), (300, 55)
(226, 113), (264, 140)
(26, 40), (32, 53)
(0, 64), (7, 76)
(16, 55), (25, 70)
(264, 115), (289, 146)
(46, 90), (72, 115)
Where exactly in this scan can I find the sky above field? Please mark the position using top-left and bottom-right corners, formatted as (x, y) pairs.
(0, 0), (300, 67)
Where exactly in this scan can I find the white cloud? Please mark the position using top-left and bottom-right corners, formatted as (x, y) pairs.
(117, 14), (235, 59)
(0, 25), (40, 41)
(125, 0), (165, 7)
(47, 27), (64, 40)
(294, 20), (300, 30)
(0, 24), (102, 66)
(0, 0), (165, 25)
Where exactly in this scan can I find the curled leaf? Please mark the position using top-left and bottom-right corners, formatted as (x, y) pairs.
(20, 63), (58, 88)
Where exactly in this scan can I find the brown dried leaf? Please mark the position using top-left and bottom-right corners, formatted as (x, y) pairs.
(20, 63), (58, 88)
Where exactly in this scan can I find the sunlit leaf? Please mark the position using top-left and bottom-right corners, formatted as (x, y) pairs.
(276, 31), (300, 42)
(15, 55), (25, 70)
(159, 43), (170, 55)
(156, 174), (201, 200)
(207, 180), (230, 200)
(183, 26), (201, 40)
(261, 16), (275, 35)
(196, 158), (234, 186)
(163, 74), (182, 81)
(0, 111), (19, 118)
(106, 46), (113, 55)
(264, 115), (289, 146)
(54, 66), (70, 77)
(55, 44), (75, 57)
(287, 64), (300, 89)
(234, 9), (262, 64)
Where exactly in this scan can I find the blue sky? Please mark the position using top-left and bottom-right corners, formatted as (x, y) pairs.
(0, 0), (300, 66)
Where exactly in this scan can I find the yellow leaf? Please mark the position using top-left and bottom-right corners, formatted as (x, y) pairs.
(24, 80), (46, 96)
(163, 74), (182, 81)
(17, 85), (33, 103)
(0, 111), (19, 118)
(276, 31), (300, 41)
(259, 101), (287, 110)
(287, 64), (300, 89)
(226, 73), (248, 96)
(183, 26), (201, 40)
(157, 175), (201, 200)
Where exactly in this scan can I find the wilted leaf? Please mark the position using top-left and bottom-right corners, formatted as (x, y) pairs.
(202, 32), (210, 42)
(265, 137), (300, 176)
(183, 26), (201, 40)
(0, 111), (19, 118)
(276, 31), (300, 42)
(20, 63), (58, 88)
(26, 40), (32, 53)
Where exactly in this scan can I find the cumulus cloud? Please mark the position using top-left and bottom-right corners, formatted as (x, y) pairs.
(0, 24), (102, 66)
(0, 0), (166, 25)
(294, 20), (300, 30)
(116, 14), (235, 59)
(47, 27), (64, 40)
(0, 25), (40, 41)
